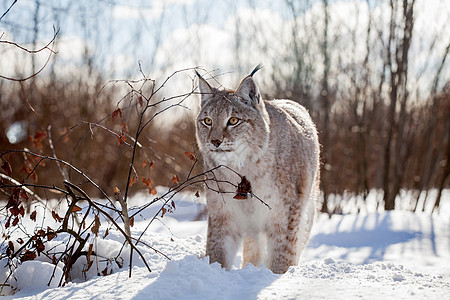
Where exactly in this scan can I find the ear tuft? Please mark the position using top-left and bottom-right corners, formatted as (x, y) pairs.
(249, 64), (263, 77)
(196, 71), (214, 106)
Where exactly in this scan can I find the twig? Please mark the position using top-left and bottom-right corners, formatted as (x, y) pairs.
(0, 0), (17, 21)
(0, 27), (60, 82)
(63, 181), (152, 275)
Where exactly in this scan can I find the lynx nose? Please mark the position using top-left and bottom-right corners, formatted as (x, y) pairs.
(211, 139), (222, 148)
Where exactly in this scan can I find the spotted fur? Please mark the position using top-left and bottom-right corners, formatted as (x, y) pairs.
(195, 69), (320, 274)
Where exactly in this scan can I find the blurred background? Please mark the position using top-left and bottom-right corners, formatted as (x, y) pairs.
(0, 0), (448, 213)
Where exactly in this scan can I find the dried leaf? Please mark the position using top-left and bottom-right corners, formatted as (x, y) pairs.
(128, 177), (136, 187)
(102, 267), (109, 276)
(10, 205), (20, 217)
(91, 215), (101, 236)
(19, 205), (25, 217)
(72, 205), (82, 213)
(195, 191), (200, 198)
(171, 175), (180, 184)
(121, 122), (128, 133)
(21, 250), (37, 262)
(233, 176), (252, 200)
(142, 177), (152, 187)
(29, 131), (47, 150)
(171, 200), (176, 210)
(12, 217), (19, 227)
(103, 228), (109, 239)
(161, 207), (167, 218)
(150, 187), (157, 195)
(60, 128), (70, 143)
(37, 229), (46, 237)
(112, 107), (123, 121)
(184, 152), (196, 161)
(1, 160), (12, 176)
(47, 227), (57, 241)
(30, 210), (37, 221)
(138, 96), (144, 107)
(130, 217), (134, 227)
(35, 238), (45, 255)
(8, 241), (14, 253)
(21, 190), (29, 202)
(117, 132), (126, 145)
(52, 210), (63, 222)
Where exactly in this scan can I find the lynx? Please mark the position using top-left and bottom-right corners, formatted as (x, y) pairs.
(195, 66), (320, 274)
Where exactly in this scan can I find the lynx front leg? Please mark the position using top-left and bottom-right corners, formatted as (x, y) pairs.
(265, 228), (299, 274)
(206, 215), (239, 270)
(265, 207), (302, 274)
(242, 237), (261, 268)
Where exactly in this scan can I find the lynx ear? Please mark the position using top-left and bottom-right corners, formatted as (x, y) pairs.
(235, 75), (261, 107)
(196, 71), (214, 106)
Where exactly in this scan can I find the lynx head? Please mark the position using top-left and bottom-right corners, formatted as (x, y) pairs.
(195, 66), (270, 170)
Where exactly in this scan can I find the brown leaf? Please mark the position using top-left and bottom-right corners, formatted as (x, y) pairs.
(102, 267), (109, 276)
(184, 152), (196, 161)
(72, 205), (82, 213)
(117, 132), (126, 145)
(8, 241), (14, 254)
(12, 217), (19, 227)
(1, 160), (12, 176)
(121, 122), (128, 133)
(103, 228), (109, 239)
(112, 107), (123, 120)
(21, 250), (37, 262)
(161, 207), (167, 218)
(52, 210), (63, 222)
(91, 215), (101, 236)
(142, 159), (154, 169)
(150, 187), (157, 195)
(30, 210), (37, 221)
(10, 205), (20, 217)
(19, 205), (25, 217)
(195, 191), (200, 198)
(21, 190), (29, 202)
(129, 217), (134, 227)
(35, 238), (45, 255)
(171, 175), (180, 184)
(47, 227), (57, 241)
(128, 177), (136, 187)
(233, 176), (252, 200)
(142, 177), (152, 187)
(29, 131), (47, 150)
(37, 229), (46, 237)
(171, 200), (176, 210)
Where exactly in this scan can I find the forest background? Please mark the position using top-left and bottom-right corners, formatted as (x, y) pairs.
(0, 0), (448, 213)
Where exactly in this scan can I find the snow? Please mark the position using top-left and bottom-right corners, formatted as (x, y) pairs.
(1, 190), (449, 299)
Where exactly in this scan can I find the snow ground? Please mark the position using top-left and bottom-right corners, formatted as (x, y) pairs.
(1, 190), (449, 299)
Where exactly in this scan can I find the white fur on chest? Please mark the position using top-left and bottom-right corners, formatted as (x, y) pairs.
(219, 173), (279, 236)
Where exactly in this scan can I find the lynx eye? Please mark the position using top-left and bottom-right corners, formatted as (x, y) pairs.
(227, 117), (240, 126)
(203, 117), (213, 126)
